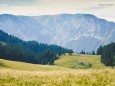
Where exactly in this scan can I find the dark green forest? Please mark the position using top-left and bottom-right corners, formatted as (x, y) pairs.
(0, 30), (73, 64)
(97, 43), (115, 66)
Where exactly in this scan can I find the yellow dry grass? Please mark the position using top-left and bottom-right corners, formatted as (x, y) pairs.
(0, 68), (115, 86)
(0, 59), (66, 71)
(0, 54), (115, 86)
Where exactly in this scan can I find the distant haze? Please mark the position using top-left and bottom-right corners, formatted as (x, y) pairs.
(0, 14), (115, 52)
(0, 0), (115, 22)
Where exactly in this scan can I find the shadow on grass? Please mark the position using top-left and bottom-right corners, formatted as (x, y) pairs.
(0, 61), (9, 68)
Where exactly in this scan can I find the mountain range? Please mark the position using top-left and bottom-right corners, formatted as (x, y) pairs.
(0, 14), (115, 52)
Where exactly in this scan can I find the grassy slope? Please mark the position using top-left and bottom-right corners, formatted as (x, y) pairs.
(0, 59), (66, 71)
(55, 54), (106, 69)
(0, 54), (115, 86)
(0, 54), (105, 70)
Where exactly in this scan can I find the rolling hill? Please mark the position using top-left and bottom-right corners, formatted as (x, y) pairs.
(0, 59), (65, 71)
(55, 54), (105, 69)
(0, 30), (72, 65)
(0, 54), (106, 70)
(0, 54), (115, 86)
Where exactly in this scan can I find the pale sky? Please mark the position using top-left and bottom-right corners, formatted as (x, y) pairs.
(0, 0), (115, 22)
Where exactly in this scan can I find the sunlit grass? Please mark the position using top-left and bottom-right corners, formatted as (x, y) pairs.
(0, 59), (66, 71)
(55, 54), (106, 69)
(0, 54), (106, 70)
(0, 68), (115, 86)
(0, 54), (115, 86)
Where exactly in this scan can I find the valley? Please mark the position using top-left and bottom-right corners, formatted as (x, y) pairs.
(0, 0), (115, 85)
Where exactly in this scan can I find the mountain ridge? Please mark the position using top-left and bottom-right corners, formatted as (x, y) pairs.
(0, 13), (115, 52)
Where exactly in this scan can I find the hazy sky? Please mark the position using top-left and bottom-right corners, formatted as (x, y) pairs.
(0, 0), (115, 22)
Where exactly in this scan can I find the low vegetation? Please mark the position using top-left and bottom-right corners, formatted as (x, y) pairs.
(0, 54), (115, 86)
(55, 54), (105, 69)
(0, 59), (65, 71)
(0, 68), (115, 86)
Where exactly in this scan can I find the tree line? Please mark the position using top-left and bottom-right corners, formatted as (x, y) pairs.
(79, 51), (96, 55)
(97, 43), (115, 66)
(0, 30), (73, 64)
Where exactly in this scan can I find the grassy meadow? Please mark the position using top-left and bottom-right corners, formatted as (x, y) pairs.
(55, 54), (106, 69)
(0, 54), (115, 86)
(0, 59), (65, 71)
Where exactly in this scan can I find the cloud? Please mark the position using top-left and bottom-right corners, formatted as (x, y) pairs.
(0, 0), (115, 22)
(0, 0), (39, 6)
(76, 1), (113, 13)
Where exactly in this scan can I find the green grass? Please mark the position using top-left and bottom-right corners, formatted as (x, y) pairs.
(0, 54), (115, 86)
(0, 59), (66, 71)
(55, 54), (106, 69)
(0, 54), (106, 70)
